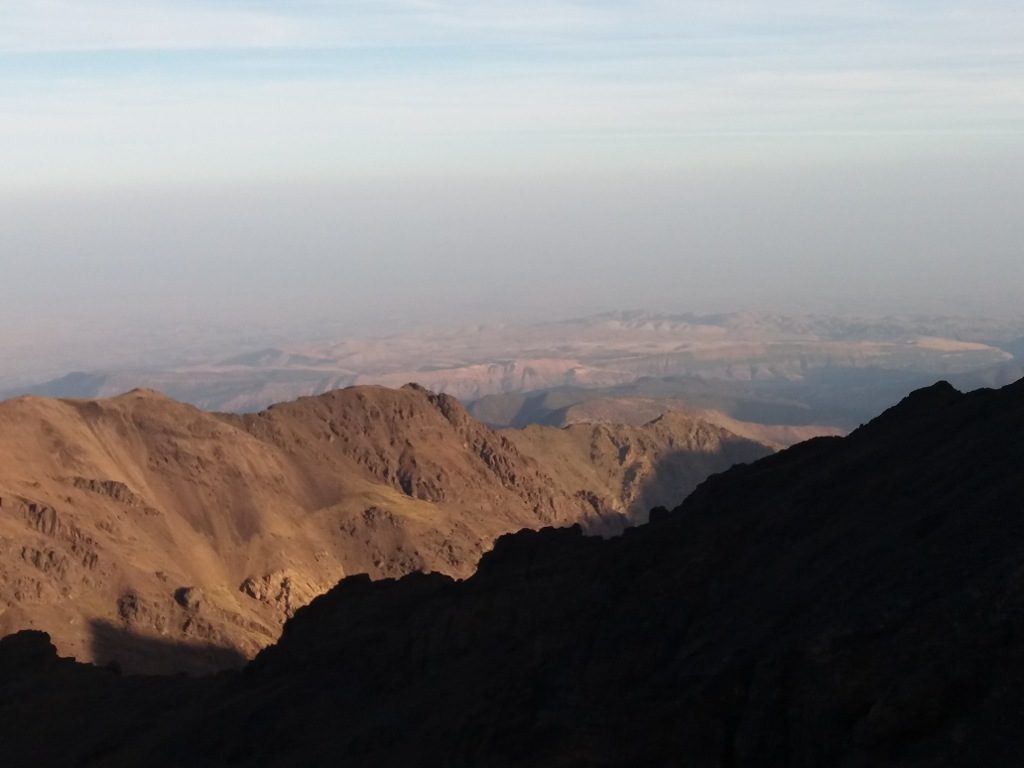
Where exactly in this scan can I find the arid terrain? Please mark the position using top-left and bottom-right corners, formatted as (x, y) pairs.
(0, 383), (771, 673)
(476, 393), (844, 448)
(2, 377), (1022, 766)
(8, 312), (1022, 427)
(4, 0), (1021, 761)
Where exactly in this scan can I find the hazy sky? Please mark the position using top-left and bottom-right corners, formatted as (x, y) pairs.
(1, 1), (1022, 380)
(3, 1), (1022, 185)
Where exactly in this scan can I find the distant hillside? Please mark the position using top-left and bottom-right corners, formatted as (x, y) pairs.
(2, 377), (1023, 765)
(0, 384), (766, 673)
(8, 311), (1018, 419)
(504, 411), (781, 511)
(475, 391), (843, 449)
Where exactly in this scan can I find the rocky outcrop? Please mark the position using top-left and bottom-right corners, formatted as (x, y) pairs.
(505, 410), (769, 524)
(70, 477), (148, 507)
(239, 571), (322, 618)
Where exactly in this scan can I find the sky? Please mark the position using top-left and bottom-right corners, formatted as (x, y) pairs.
(1, 1), (1022, 380)
(3, 1), (1022, 185)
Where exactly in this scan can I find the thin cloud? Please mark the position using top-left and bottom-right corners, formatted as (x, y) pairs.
(6, 1), (1018, 52)
(0, 0), (1020, 188)
(1, 0), (613, 52)
(1, 1), (314, 52)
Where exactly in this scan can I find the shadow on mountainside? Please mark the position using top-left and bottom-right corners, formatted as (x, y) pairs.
(4, 379), (1024, 766)
(89, 620), (246, 676)
(628, 443), (771, 524)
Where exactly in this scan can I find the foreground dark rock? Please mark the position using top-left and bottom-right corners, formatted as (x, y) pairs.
(2, 379), (1024, 766)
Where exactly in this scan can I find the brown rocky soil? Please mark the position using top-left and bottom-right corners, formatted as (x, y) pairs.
(0, 383), (767, 672)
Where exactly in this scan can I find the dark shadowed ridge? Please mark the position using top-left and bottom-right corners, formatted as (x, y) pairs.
(2, 378), (1024, 766)
(89, 620), (246, 675)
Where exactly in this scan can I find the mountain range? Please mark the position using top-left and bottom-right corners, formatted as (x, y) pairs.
(0, 383), (769, 673)
(1, 377), (1022, 765)
(7, 311), (1021, 427)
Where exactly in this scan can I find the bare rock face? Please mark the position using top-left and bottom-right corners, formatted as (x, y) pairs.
(239, 571), (321, 618)
(0, 384), (768, 673)
(71, 477), (148, 507)
(173, 587), (204, 612)
(504, 411), (769, 524)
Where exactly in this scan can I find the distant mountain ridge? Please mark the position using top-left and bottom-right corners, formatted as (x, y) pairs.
(474, 392), (843, 448)
(1, 377), (1022, 765)
(6, 311), (1018, 418)
(0, 383), (767, 673)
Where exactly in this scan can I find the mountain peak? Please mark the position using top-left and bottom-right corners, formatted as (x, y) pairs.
(863, 379), (963, 431)
(117, 387), (171, 400)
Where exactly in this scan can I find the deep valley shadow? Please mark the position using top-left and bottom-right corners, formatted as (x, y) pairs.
(89, 620), (246, 676)
(628, 441), (772, 524)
